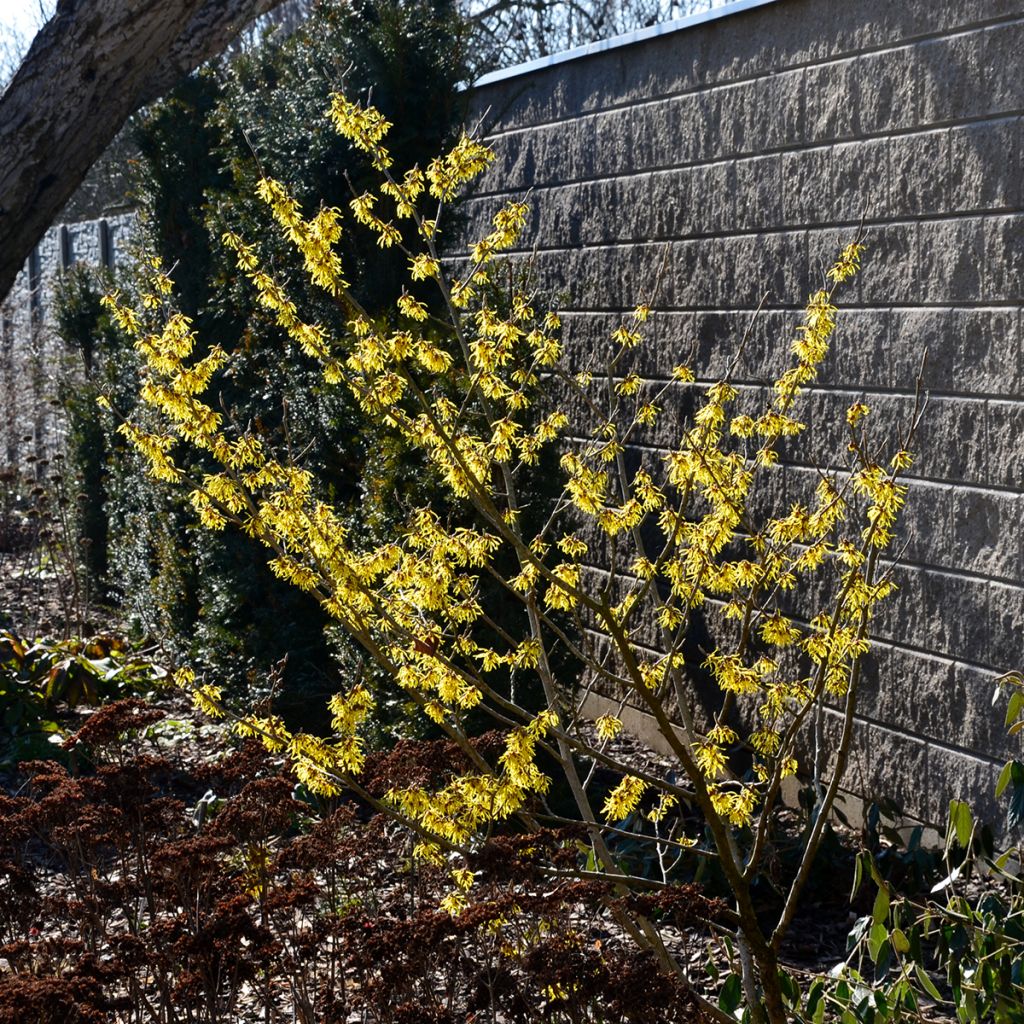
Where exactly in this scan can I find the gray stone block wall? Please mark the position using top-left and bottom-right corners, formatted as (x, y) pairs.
(469, 0), (1024, 824)
(0, 214), (136, 476)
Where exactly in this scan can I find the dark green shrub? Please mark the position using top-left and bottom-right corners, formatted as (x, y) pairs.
(53, 0), (470, 723)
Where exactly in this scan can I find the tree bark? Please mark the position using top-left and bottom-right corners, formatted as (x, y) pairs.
(0, 0), (287, 302)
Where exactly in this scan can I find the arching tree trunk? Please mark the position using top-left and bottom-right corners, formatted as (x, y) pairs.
(0, 0), (287, 301)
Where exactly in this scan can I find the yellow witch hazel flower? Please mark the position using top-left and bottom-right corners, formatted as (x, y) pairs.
(603, 775), (647, 821)
(595, 714), (623, 741)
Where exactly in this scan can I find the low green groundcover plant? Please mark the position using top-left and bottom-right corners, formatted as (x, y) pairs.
(0, 632), (165, 767)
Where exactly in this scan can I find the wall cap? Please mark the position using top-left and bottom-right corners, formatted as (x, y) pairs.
(473, 0), (782, 87)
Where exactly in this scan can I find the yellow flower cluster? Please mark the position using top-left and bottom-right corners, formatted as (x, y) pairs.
(109, 93), (908, 880)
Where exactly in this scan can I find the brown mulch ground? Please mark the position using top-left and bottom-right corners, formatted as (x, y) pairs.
(0, 546), (961, 1019)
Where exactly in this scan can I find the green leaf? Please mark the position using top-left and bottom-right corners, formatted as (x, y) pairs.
(1005, 690), (1024, 729)
(779, 970), (800, 1007)
(873, 885), (890, 926)
(704, 950), (719, 982)
(852, 851), (865, 901)
(868, 857), (885, 890)
(718, 973), (742, 1014)
(891, 927), (911, 954)
(949, 799), (973, 849)
(997, 761), (1016, 798)
(868, 921), (889, 962)
(805, 979), (824, 1017)
(915, 964), (943, 1002)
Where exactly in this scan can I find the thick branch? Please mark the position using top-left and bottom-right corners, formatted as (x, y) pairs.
(0, 0), (286, 301)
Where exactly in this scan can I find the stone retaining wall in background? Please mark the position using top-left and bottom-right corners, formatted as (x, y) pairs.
(0, 214), (135, 476)
(467, 0), (1024, 824)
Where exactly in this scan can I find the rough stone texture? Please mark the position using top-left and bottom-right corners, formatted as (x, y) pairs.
(469, 0), (1024, 824)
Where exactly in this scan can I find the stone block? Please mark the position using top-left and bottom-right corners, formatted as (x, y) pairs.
(983, 22), (1024, 118)
(687, 160), (738, 235)
(887, 309), (954, 393)
(790, 388), (842, 470)
(649, 168), (693, 240)
(832, 136), (889, 222)
(951, 487), (1021, 580)
(917, 217), (987, 303)
(984, 214), (1024, 302)
(899, 479), (954, 567)
(723, 229), (809, 308)
(609, 175), (662, 244)
(910, 395), (988, 484)
(949, 118), (1023, 213)
(955, 307), (1020, 395)
(798, 390), (935, 478)
(948, 660), (1021, 763)
(691, 310), (754, 380)
(986, 399), (1024, 490)
(636, 311), (699, 379)
(774, 66), (807, 150)
(480, 119), (590, 192)
(663, 238), (703, 309)
(560, 311), (632, 374)
(856, 47), (920, 134)
(854, 222), (919, 304)
(782, 146), (833, 226)
(66, 222), (101, 267)
(916, 30), (989, 124)
(713, 75), (797, 157)
(925, 744), (1001, 829)
(820, 308), (895, 390)
(874, 565), (988, 660)
(888, 129), (949, 218)
(864, 722), (928, 821)
(856, 644), (941, 741)
(593, 109), (640, 176)
(804, 58), (859, 143)
(107, 214), (136, 265)
(649, 92), (716, 167)
(733, 308), (798, 384)
(457, 195), (505, 246)
(596, 244), (667, 309)
(734, 154), (783, 232)
(987, 580), (1024, 673)
(538, 184), (585, 248)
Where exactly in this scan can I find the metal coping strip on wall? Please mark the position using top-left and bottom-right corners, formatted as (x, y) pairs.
(473, 0), (782, 87)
